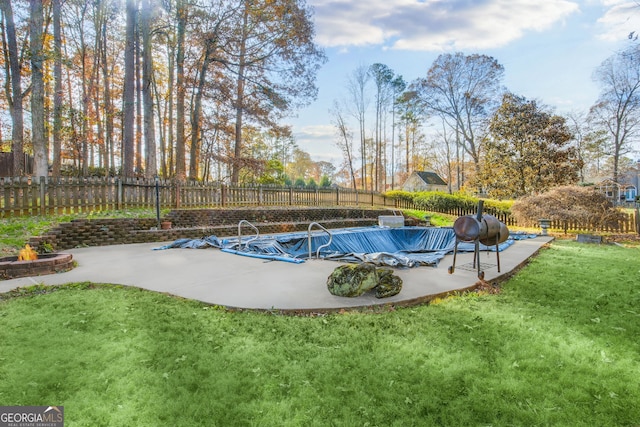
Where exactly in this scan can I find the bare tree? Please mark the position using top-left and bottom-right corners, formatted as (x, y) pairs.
(590, 45), (640, 183)
(412, 52), (504, 183)
(369, 63), (394, 192)
(346, 65), (370, 190)
(330, 100), (357, 192)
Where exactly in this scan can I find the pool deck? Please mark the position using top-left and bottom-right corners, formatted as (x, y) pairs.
(0, 235), (553, 312)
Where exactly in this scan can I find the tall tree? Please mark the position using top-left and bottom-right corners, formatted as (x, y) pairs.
(52, 0), (62, 176)
(413, 52), (504, 184)
(369, 63), (394, 191)
(478, 93), (581, 198)
(590, 44), (640, 183)
(389, 74), (406, 189)
(174, 0), (187, 180)
(68, 0), (93, 174)
(97, 0), (118, 176)
(141, 0), (157, 178)
(396, 90), (423, 180)
(330, 100), (357, 192)
(0, 0), (25, 175)
(187, 3), (232, 181)
(225, 0), (325, 184)
(122, 0), (137, 178)
(346, 65), (370, 190)
(30, 0), (47, 178)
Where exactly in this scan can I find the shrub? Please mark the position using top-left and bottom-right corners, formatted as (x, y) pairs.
(307, 178), (317, 189)
(385, 190), (512, 216)
(319, 175), (331, 188)
(511, 185), (626, 229)
(384, 190), (415, 203)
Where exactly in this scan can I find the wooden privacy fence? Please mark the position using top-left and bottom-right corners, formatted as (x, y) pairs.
(0, 176), (392, 217)
(1, 176), (637, 234)
(546, 214), (639, 234)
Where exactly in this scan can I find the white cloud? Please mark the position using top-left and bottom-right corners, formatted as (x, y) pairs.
(596, 1), (640, 41)
(310, 0), (579, 51)
(292, 124), (341, 163)
(311, 0), (390, 46)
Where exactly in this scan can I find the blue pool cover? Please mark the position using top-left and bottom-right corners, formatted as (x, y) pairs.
(156, 226), (528, 268)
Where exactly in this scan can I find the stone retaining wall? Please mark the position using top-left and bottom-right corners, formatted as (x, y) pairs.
(28, 207), (400, 252)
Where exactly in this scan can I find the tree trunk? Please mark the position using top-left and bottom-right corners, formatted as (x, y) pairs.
(30, 0), (47, 178)
(0, 0), (24, 175)
(122, 0), (137, 178)
(52, 0), (62, 176)
(166, 39), (175, 178)
(135, 28), (143, 175)
(141, 0), (156, 179)
(101, 13), (114, 175)
(231, 4), (249, 185)
(189, 41), (214, 180)
(174, 0), (186, 181)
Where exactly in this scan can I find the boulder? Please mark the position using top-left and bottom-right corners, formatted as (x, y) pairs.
(327, 263), (402, 298)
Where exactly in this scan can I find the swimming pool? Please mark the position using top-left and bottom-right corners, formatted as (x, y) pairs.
(157, 226), (519, 268)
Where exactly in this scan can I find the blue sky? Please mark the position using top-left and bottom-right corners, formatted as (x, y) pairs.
(286, 0), (640, 164)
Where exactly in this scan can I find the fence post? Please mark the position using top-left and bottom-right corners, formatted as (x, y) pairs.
(117, 178), (123, 210)
(175, 181), (181, 209)
(39, 176), (46, 216)
(221, 184), (226, 207)
(289, 187), (293, 206)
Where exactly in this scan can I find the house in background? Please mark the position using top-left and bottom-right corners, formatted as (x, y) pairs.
(594, 160), (639, 205)
(401, 171), (448, 192)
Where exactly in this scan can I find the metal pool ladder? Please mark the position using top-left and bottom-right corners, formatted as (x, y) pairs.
(237, 220), (259, 250)
(307, 222), (333, 259)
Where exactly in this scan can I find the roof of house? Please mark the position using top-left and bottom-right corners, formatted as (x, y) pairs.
(412, 171), (447, 186)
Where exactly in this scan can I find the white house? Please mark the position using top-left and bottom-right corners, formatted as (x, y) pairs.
(401, 171), (448, 192)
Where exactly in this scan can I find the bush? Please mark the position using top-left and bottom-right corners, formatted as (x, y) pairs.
(307, 178), (317, 189)
(385, 190), (512, 216)
(319, 175), (331, 188)
(384, 190), (415, 203)
(511, 185), (626, 229)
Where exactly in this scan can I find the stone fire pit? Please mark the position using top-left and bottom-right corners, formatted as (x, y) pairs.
(0, 253), (74, 280)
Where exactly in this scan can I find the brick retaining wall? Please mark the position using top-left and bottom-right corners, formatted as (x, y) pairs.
(28, 207), (400, 252)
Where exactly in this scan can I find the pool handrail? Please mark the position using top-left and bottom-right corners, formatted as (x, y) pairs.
(307, 222), (333, 259)
(238, 220), (260, 250)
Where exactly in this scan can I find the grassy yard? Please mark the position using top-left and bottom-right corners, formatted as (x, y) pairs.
(1, 239), (639, 426)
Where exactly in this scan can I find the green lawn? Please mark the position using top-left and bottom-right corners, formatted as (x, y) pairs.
(1, 240), (639, 426)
